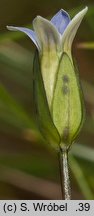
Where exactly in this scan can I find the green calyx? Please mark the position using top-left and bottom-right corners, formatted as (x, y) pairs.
(33, 51), (85, 150)
(51, 52), (84, 148)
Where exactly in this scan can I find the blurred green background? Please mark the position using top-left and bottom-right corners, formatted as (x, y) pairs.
(0, 0), (94, 199)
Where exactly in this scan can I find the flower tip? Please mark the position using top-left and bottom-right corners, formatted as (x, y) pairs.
(6, 25), (10, 29)
(33, 16), (43, 26)
(6, 26), (14, 31)
(81, 6), (88, 15)
(61, 8), (70, 15)
(84, 6), (88, 13)
(34, 15), (42, 21)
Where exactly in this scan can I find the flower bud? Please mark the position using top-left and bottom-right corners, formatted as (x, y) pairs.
(7, 7), (88, 150)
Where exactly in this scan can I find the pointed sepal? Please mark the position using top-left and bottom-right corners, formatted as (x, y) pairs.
(33, 50), (60, 149)
(51, 53), (84, 148)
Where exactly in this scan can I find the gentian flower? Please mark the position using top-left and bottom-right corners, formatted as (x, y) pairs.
(7, 7), (88, 150)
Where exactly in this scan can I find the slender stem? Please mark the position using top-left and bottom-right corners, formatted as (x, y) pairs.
(59, 148), (71, 200)
(58, 150), (63, 198)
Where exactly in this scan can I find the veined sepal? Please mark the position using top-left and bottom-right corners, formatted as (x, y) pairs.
(33, 50), (60, 149)
(51, 52), (85, 149)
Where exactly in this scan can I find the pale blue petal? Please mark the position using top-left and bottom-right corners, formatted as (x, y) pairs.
(51, 9), (70, 35)
(7, 26), (39, 49)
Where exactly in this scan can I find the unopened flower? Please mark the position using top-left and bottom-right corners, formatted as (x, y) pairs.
(7, 7), (88, 150)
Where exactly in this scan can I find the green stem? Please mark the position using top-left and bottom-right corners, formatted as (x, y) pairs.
(60, 148), (71, 200)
